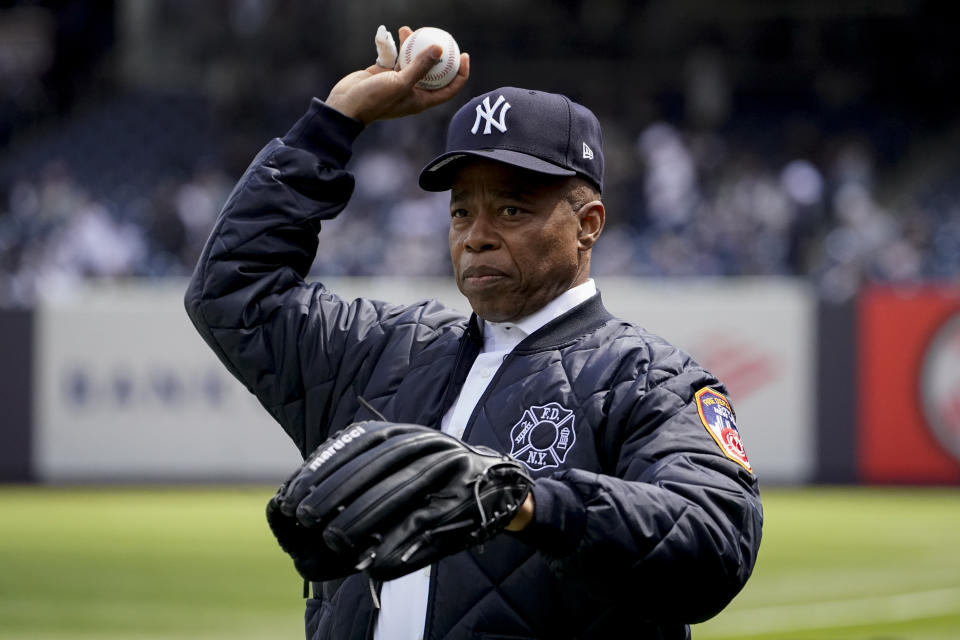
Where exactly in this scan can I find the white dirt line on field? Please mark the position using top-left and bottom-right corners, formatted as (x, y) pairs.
(702, 586), (960, 636)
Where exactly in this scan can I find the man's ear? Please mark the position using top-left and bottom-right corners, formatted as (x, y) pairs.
(576, 200), (605, 251)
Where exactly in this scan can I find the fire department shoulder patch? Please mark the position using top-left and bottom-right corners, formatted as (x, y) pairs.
(695, 388), (752, 473)
(510, 402), (576, 472)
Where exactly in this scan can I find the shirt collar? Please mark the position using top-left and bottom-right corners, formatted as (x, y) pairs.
(481, 279), (597, 352)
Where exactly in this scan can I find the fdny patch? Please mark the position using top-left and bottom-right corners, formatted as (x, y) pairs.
(695, 388), (752, 473)
(510, 402), (576, 471)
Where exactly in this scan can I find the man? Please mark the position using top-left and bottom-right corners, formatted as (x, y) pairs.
(185, 26), (762, 640)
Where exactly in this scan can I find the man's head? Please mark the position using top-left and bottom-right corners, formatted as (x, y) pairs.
(419, 87), (605, 321)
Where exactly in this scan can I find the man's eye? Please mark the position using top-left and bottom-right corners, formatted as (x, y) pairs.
(451, 208), (468, 218)
(502, 206), (521, 216)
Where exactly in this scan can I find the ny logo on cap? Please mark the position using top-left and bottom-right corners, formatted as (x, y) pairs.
(471, 95), (511, 135)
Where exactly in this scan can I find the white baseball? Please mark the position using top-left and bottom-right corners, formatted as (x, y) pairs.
(399, 27), (460, 90)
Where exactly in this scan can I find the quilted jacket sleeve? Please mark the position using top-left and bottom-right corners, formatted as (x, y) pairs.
(514, 340), (763, 624)
(185, 99), (404, 454)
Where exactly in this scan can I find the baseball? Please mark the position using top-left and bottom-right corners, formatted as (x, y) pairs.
(399, 27), (460, 90)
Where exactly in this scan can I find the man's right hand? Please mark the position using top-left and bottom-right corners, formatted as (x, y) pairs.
(325, 26), (470, 126)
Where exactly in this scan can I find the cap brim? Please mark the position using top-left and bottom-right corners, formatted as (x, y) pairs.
(418, 149), (576, 192)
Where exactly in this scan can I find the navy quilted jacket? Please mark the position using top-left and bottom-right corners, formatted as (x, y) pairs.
(185, 99), (763, 640)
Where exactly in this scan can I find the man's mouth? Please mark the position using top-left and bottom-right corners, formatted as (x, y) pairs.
(462, 265), (509, 286)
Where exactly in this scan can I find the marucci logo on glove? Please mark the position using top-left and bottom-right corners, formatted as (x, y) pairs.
(307, 425), (368, 471)
(510, 402), (577, 471)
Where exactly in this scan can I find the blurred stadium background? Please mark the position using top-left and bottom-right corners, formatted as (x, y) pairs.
(1, 1), (959, 638)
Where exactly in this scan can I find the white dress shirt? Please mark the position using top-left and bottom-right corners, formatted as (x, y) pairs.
(373, 279), (597, 640)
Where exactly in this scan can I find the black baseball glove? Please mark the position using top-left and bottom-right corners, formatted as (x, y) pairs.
(266, 421), (533, 582)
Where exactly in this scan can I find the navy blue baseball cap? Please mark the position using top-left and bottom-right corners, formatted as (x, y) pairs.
(419, 87), (604, 193)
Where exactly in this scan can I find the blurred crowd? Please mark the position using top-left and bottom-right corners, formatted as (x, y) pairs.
(1, 0), (957, 306)
(0, 160), (232, 302)
(4, 113), (957, 305)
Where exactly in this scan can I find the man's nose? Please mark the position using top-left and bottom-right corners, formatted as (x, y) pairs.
(464, 213), (500, 252)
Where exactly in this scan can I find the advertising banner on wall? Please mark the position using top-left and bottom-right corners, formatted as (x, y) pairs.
(32, 279), (470, 482)
(33, 277), (814, 483)
(33, 284), (300, 482)
(858, 286), (960, 483)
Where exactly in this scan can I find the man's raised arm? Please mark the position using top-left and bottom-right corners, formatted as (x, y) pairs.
(183, 27), (470, 452)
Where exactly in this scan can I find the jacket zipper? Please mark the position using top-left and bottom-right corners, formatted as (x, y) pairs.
(420, 352), (517, 640)
(459, 352), (513, 443)
(367, 324), (480, 640)
(364, 578), (383, 640)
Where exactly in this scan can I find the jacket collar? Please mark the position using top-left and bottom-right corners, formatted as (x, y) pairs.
(480, 279), (597, 353)
(467, 292), (613, 354)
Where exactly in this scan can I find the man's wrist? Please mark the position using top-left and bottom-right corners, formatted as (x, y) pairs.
(279, 98), (364, 165)
(505, 492), (535, 531)
(324, 95), (363, 123)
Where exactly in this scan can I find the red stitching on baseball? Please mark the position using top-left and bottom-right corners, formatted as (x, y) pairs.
(404, 31), (418, 65)
(412, 31), (457, 87)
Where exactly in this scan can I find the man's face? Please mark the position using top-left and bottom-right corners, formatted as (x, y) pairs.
(448, 160), (589, 322)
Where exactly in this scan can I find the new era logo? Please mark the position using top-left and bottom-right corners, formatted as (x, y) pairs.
(582, 142), (594, 160)
(471, 95), (511, 135)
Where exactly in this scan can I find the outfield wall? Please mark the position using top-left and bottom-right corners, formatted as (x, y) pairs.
(2, 278), (959, 485)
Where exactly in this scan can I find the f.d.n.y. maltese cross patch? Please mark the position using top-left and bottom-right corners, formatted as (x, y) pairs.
(510, 402), (576, 471)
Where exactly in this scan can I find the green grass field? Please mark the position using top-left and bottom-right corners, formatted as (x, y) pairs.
(1, 487), (958, 639)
